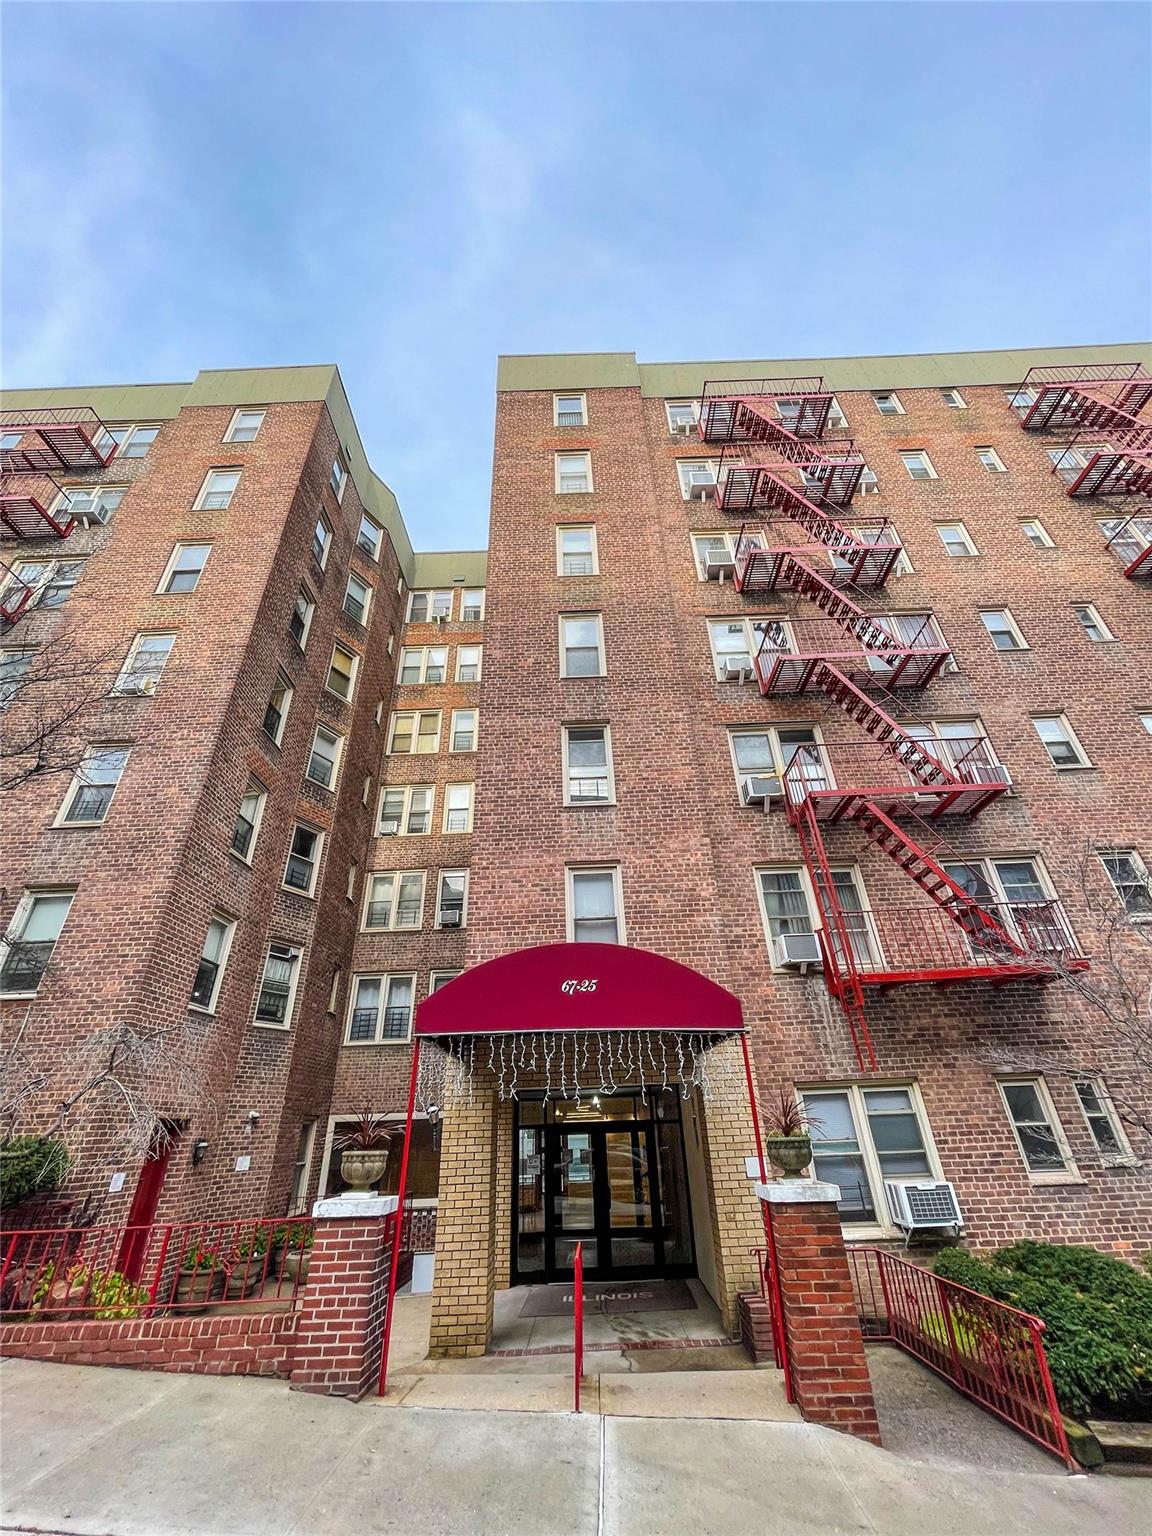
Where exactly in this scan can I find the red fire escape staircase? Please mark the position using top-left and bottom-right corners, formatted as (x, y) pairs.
(0, 408), (116, 542)
(0, 562), (35, 629)
(698, 380), (865, 507)
(1014, 363), (1152, 437)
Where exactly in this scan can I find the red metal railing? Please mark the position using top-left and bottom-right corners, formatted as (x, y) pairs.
(782, 738), (1009, 804)
(573, 1240), (584, 1412)
(0, 1216), (314, 1321)
(846, 1247), (1073, 1467)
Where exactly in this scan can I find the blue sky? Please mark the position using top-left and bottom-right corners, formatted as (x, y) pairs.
(4, 2), (1150, 551)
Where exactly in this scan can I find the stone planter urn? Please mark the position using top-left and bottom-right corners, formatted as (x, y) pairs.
(765, 1133), (813, 1176)
(340, 1146), (390, 1194)
(175, 1267), (224, 1310)
(282, 1247), (311, 1283)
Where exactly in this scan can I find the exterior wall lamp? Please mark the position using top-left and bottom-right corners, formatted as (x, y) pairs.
(191, 1139), (210, 1166)
(426, 1104), (442, 1153)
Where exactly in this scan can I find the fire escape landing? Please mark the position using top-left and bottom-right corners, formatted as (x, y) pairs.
(0, 408), (116, 542)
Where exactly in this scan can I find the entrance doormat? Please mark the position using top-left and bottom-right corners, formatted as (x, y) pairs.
(518, 1279), (698, 1316)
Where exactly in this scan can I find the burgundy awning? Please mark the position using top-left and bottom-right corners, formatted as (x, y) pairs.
(415, 942), (743, 1037)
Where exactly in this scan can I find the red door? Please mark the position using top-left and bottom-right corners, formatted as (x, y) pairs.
(117, 1127), (177, 1281)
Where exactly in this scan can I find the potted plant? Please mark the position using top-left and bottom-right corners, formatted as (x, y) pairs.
(764, 1091), (817, 1177)
(225, 1228), (270, 1299)
(336, 1110), (397, 1195)
(175, 1244), (224, 1309)
(276, 1221), (314, 1283)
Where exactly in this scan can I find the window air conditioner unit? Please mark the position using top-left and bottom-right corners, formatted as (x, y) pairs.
(773, 932), (822, 969)
(885, 1180), (963, 1236)
(703, 551), (735, 582)
(379, 819), (401, 837)
(673, 421), (696, 438)
(979, 763), (1012, 786)
(119, 676), (157, 697)
(439, 909), (463, 928)
(741, 774), (783, 807)
(432, 613), (447, 625)
(722, 658), (753, 684)
(687, 476), (716, 500)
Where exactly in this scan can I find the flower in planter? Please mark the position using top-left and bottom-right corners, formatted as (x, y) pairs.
(180, 1244), (224, 1273)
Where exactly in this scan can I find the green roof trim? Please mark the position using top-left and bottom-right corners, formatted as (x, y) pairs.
(411, 550), (487, 587)
(495, 353), (640, 391)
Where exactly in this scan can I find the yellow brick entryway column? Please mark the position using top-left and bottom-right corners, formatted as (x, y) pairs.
(428, 1066), (498, 1357)
(699, 1036), (765, 1333)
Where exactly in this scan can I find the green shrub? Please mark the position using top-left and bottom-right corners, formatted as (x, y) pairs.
(0, 1137), (69, 1210)
(935, 1243), (1152, 1421)
(32, 1262), (148, 1320)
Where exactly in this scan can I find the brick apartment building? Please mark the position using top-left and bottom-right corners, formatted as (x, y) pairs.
(2, 345), (1151, 1356)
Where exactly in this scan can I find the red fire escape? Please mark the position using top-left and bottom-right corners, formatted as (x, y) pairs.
(0, 562), (35, 628)
(1014, 363), (1152, 580)
(697, 379), (1088, 1070)
(1, 408), (117, 541)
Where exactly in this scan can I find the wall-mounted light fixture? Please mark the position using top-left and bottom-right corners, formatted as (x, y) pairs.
(191, 1139), (210, 1166)
(427, 1103), (442, 1153)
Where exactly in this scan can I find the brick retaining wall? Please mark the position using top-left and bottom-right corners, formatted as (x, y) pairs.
(0, 1308), (298, 1376)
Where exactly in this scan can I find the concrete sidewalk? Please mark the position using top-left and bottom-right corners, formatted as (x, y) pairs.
(2, 1358), (1150, 1536)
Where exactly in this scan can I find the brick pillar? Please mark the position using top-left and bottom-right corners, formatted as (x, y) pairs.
(289, 1194), (397, 1400)
(758, 1181), (881, 1445)
(699, 1038), (766, 1333)
(428, 1071), (498, 1357)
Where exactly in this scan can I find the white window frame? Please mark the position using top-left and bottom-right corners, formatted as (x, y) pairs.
(797, 1081), (944, 1235)
(1071, 603), (1114, 643)
(555, 451), (593, 494)
(557, 524), (599, 578)
(691, 531), (740, 581)
(263, 671), (294, 746)
(940, 389), (967, 409)
(283, 824), (324, 898)
(387, 710), (442, 755)
(0, 889), (77, 998)
(0, 646), (35, 708)
(754, 863), (876, 972)
(872, 393), (904, 416)
(666, 400), (700, 433)
(997, 1077), (1079, 1184)
(325, 642), (360, 702)
(553, 393), (587, 427)
(450, 708), (477, 753)
(975, 446), (1008, 473)
(342, 572), (371, 626)
(1073, 1078), (1136, 1166)
(253, 941), (304, 1030)
(114, 632), (175, 695)
(190, 913), (236, 1014)
(398, 646), (448, 686)
(728, 724), (824, 796)
(978, 608), (1027, 651)
(455, 645), (482, 683)
(110, 424), (160, 458)
(55, 744), (129, 827)
(832, 525), (913, 579)
(312, 511), (333, 570)
(290, 586), (316, 650)
(900, 450), (938, 481)
(461, 588), (485, 622)
(436, 869), (470, 930)
(330, 452), (348, 502)
(377, 784), (435, 838)
(1048, 444), (1110, 484)
(362, 870), (426, 932)
(224, 408), (265, 444)
(357, 513), (383, 560)
(158, 543), (212, 594)
(6, 558), (83, 610)
(345, 972), (417, 1045)
(407, 589), (454, 623)
(560, 612), (605, 678)
(55, 483), (128, 528)
(707, 614), (791, 681)
(1097, 849), (1152, 920)
(442, 782), (474, 834)
(1140, 712), (1152, 736)
(306, 724), (345, 790)
(563, 723), (616, 806)
(1019, 520), (1054, 550)
(565, 864), (625, 944)
(193, 468), (241, 510)
(677, 459), (722, 500)
(1031, 713), (1091, 769)
(1007, 387), (1036, 415)
(429, 969), (462, 995)
(231, 782), (268, 864)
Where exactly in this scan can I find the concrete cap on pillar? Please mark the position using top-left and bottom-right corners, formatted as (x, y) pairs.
(312, 1194), (400, 1219)
(756, 1181), (842, 1204)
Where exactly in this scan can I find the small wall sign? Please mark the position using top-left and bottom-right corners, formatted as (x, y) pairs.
(561, 979), (598, 995)
(108, 1172), (127, 1193)
(234, 1155), (252, 1172)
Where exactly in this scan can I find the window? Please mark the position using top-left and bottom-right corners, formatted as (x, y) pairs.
(429, 970), (461, 994)
(1140, 712), (1152, 736)
(0, 431), (23, 451)
(871, 612), (952, 674)
(357, 513), (383, 560)
(443, 783), (474, 833)
(975, 446), (1007, 473)
(798, 1085), (937, 1226)
(554, 394), (587, 427)
(114, 632), (175, 695)
(1098, 851), (1152, 916)
(978, 608), (1026, 651)
(344, 573), (372, 625)
(288, 1122), (317, 1213)
(1099, 514), (1152, 570)
(348, 860), (359, 898)
(450, 708), (477, 752)
(254, 943), (302, 1028)
(1048, 444), (1109, 484)
(872, 393), (904, 415)
(756, 866), (874, 969)
(330, 452), (348, 502)
(666, 400), (698, 432)
(307, 725), (343, 789)
(826, 396), (848, 430)
(364, 871), (425, 930)
(110, 424), (159, 458)
(290, 586), (315, 648)
(567, 866), (622, 943)
(346, 974), (415, 1043)
(900, 450), (937, 481)
(224, 409), (265, 443)
(708, 616), (789, 681)
(560, 613), (605, 677)
(362, 774), (372, 806)
(940, 389), (967, 409)
(0, 891), (75, 995)
(194, 469), (241, 510)
(730, 727), (821, 796)
(0, 647), (35, 707)
(564, 724), (614, 804)
(378, 784), (434, 837)
(59, 484), (127, 527)
(312, 512), (333, 569)
(555, 452), (592, 494)
(190, 915), (235, 1012)
(284, 824), (323, 896)
(677, 459), (720, 499)
(6, 559), (83, 609)
(692, 532), (738, 581)
(327, 968), (343, 1015)
(857, 466), (880, 496)
(557, 525), (598, 577)
(455, 645), (482, 683)
(1006, 387), (1036, 415)
(58, 746), (129, 825)
(399, 646), (447, 685)
(998, 1079), (1075, 1178)
(231, 783), (267, 861)
(326, 643), (359, 701)
(437, 870), (468, 928)
(830, 525), (912, 580)
(1020, 520), (1054, 549)
(1032, 714), (1090, 769)
(159, 543), (211, 594)
(407, 590), (453, 622)
(388, 710), (441, 754)
(1072, 604), (1113, 642)
(899, 718), (1002, 780)
(461, 588), (485, 622)
(263, 673), (293, 745)
(1074, 1080), (1132, 1163)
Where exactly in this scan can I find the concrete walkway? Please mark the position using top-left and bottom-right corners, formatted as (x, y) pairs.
(3, 1358), (1150, 1536)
